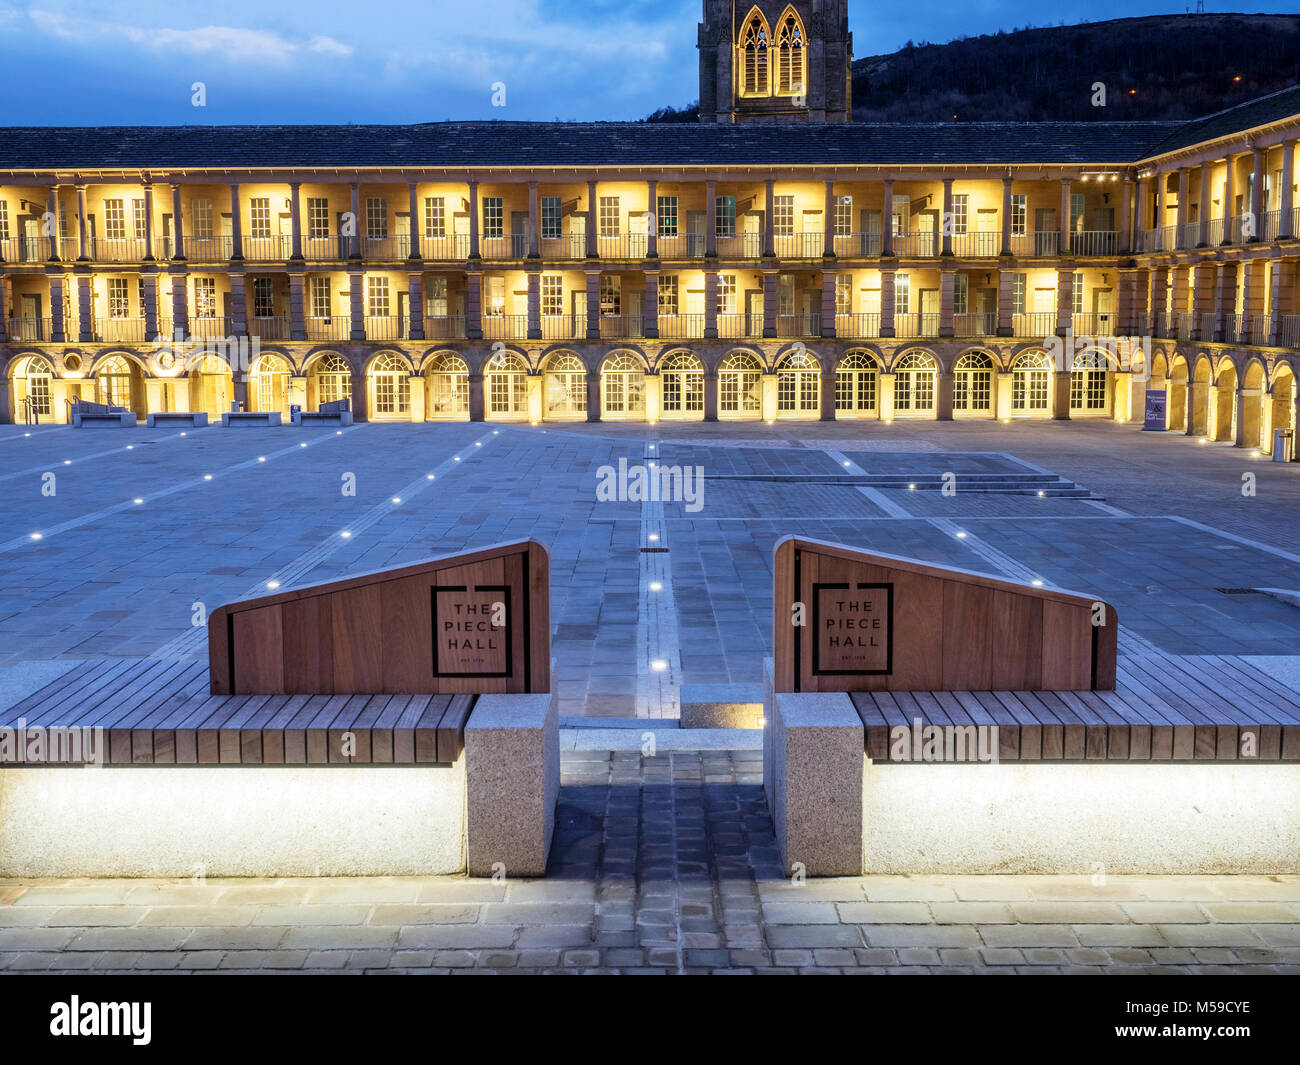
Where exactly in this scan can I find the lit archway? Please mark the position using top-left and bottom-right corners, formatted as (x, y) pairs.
(190, 354), (234, 418)
(368, 353), (412, 420)
(1270, 365), (1297, 458)
(719, 351), (763, 419)
(543, 351), (588, 420)
(309, 354), (353, 409)
(1011, 350), (1052, 415)
(250, 353), (292, 414)
(96, 354), (143, 414)
(953, 351), (995, 417)
(486, 352), (529, 419)
(893, 350), (938, 417)
(775, 349), (820, 417)
(1071, 350), (1113, 416)
(835, 352), (879, 419)
(1241, 360), (1266, 450)
(426, 353), (469, 421)
(601, 352), (646, 420)
(660, 351), (704, 420)
(10, 355), (54, 423)
(1212, 361), (1238, 442)
(1168, 355), (1189, 432)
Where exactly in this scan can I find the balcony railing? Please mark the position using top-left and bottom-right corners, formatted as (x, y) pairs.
(181, 235), (230, 261)
(950, 232), (1001, 257)
(303, 235), (355, 261)
(364, 315), (419, 341)
(421, 234), (472, 261)
(599, 314), (645, 338)
(87, 237), (149, 262)
(187, 316), (235, 340)
(836, 312), (881, 337)
(539, 234), (587, 259)
(1277, 314), (1300, 349)
(1137, 228), (1162, 253)
(305, 316), (353, 341)
(1178, 222), (1200, 249)
(541, 314), (585, 340)
(480, 314), (528, 340)
(1250, 313), (1272, 345)
(1072, 230), (1119, 256)
(1221, 313), (1241, 343)
(773, 232), (824, 259)
(954, 312), (996, 336)
(4, 236), (53, 261)
(1008, 231), (1062, 257)
(5, 316), (53, 341)
(893, 232), (940, 258)
(657, 314), (704, 339)
(1260, 209), (1283, 242)
(1012, 312), (1057, 337)
(833, 232), (883, 258)
(360, 235), (411, 260)
(894, 312), (939, 338)
(95, 317), (152, 343)
(596, 235), (652, 260)
(240, 235), (291, 261)
(655, 235), (709, 260)
(1200, 312), (1217, 341)
(1205, 218), (1225, 245)
(248, 315), (292, 340)
(1176, 312), (1195, 340)
(423, 315), (466, 340)
(715, 233), (763, 259)
(775, 313), (821, 337)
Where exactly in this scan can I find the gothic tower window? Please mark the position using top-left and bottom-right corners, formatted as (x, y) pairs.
(739, 10), (770, 97)
(775, 8), (806, 97)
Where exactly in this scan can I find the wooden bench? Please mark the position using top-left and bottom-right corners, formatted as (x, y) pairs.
(71, 401), (136, 428)
(221, 410), (282, 426)
(146, 411), (209, 428)
(292, 399), (353, 426)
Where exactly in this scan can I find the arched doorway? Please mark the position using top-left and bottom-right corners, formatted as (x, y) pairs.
(189, 355), (234, 417)
(718, 351), (763, 420)
(1241, 360), (1265, 450)
(1270, 365), (1297, 457)
(1168, 356), (1189, 432)
(426, 353), (469, 421)
(1212, 362), (1238, 442)
(835, 352), (879, 419)
(1071, 350), (1112, 416)
(659, 351), (704, 420)
(10, 355), (54, 424)
(368, 353), (411, 420)
(96, 355), (143, 415)
(1011, 350), (1052, 415)
(953, 351), (994, 417)
(543, 352), (587, 420)
(601, 352), (646, 420)
(250, 354), (291, 414)
(309, 354), (353, 409)
(1190, 358), (1211, 436)
(486, 352), (529, 420)
(893, 350), (938, 417)
(775, 349), (821, 418)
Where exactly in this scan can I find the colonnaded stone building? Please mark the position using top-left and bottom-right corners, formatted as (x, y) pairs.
(0, 0), (1297, 453)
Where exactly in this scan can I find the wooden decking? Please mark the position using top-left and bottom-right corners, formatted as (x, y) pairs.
(852, 656), (1300, 762)
(0, 658), (475, 765)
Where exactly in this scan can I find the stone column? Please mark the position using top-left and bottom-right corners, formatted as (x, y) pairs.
(527, 181), (540, 259)
(704, 269), (719, 339)
(1269, 259), (1295, 346)
(289, 182), (303, 261)
(288, 272), (306, 341)
(1281, 140), (1296, 240)
(142, 273), (158, 339)
(229, 183), (242, 260)
(1052, 370), (1072, 420)
(1222, 156), (1236, 244)
(76, 184), (88, 261)
(170, 183), (186, 260)
(705, 180), (717, 258)
(1056, 267), (1074, 337)
(349, 182), (363, 259)
(881, 180), (894, 257)
(821, 270), (836, 338)
(585, 180), (598, 259)
(585, 270), (600, 340)
(1198, 165), (1211, 247)
(820, 367), (836, 421)
(142, 183), (155, 262)
(823, 179), (836, 260)
(0, 278), (8, 342)
(1214, 262), (1234, 342)
(350, 362), (369, 422)
(1119, 174), (1133, 254)
(348, 269), (365, 340)
(1241, 259), (1265, 342)
(46, 186), (59, 261)
(48, 273), (65, 341)
(1175, 168), (1189, 249)
(996, 267), (1013, 337)
(764, 179), (776, 258)
(936, 371), (955, 421)
(1249, 147), (1265, 241)
(408, 182), (421, 261)
(995, 373), (1013, 420)
(1152, 173), (1164, 248)
(168, 268), (187, 337)
(942, 178), (954, 257)
(643, 270), (659, 339)
(468, 372), (485, 421)
(939, 267), (955, 338)
(879, 372), (895, 421)
(586, 372), (600, 423)
(1000, 177), (1013, 257)
(408, 272), (424, 341)
(1193, 264), (1216, 340)
(880, 265), (896, 338)
(228, 270), (246, 336)
(76, 272), (92, 340)
(408, 373), (425, 422)
(703, 370), (718, 421)
(645, 180), (658, 259)
(466, 270), (482, 340)
(1118, 268), (1139, 337)
(762, 270), (777, 338)
(526, 270), (541, 340)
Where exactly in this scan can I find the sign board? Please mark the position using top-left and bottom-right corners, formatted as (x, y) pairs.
(1142, 389), (1167, 431)
(773, 537), (1117, 694)
(209, 541), (549, 696)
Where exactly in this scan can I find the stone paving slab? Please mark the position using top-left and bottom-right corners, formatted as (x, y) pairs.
(0, 752), (1296, 974)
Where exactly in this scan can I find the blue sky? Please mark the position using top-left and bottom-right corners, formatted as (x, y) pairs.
(0, 1), (1294, 125)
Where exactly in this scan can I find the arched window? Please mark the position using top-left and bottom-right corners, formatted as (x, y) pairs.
(313, 354), (352, 407)
(953, 351), (994, 414)
(601, 352), (645, 418)
(427, 353), (469, 419)
(96, 355), (135, 409)
(251, 353), (291, 413)
(544, 352), (587, 418)
(739, 10), (770, 97)
(836, 352), (878, 416)
(1071, 350), (1111, 413)
(775, 8), (806, 97)
(719, 351), (763, 417)
(660, 351), (704, 418)
(11, 355), (54, 420)
(369, 353), (411, 418)
(894, 351), (937, 413)
(776, 349), (820, 415)
(1012, 350), (1052, 412)
(486, 351), (529, 417)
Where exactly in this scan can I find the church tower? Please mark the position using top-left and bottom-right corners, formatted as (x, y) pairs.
(698, 1), (853, 124)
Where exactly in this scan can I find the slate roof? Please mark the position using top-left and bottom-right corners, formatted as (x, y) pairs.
(0, 86), (1296, 172)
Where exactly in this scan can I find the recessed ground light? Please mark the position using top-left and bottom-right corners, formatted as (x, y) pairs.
(180, 432), (187, 436)
(1032, 579), (1044, 587)
(844, 461), (851, 467)
(956, 531), (967, 539)
(126, 445), (134, 450)
(30, 533), (42, 541)
(203, 474), (213, 481)
(340, 531), (352, 539)
(266, 580), (280, 589)
(258, 456), (266, 462)
(133, 498), (143, 504)
(649, 581), (663, 591)
(475, 441), (482, 447)
(63, 460), (71, 465)
(493, 430), (499, 435)
(336, 431), (342, 436)
(651, 659), (668, 672)
(1037, 490), (1045, 497)
(908, 484), (916, 490)
(300, 443), (307, 448)
(391, 497), (402, 504)
(426, 474), (435, 480)
(648, 533), (660, 542)
(24, 433), (30, 437)
(648, 445), (656, 451)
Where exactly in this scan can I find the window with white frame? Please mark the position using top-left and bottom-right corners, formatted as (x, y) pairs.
(309, 276), (331, 319)
(367, 276), (390, 318)
(718, 274), (737, 314)
(58, 199), (68, 237)
(104, 200), (126, 241)
(482, 197), (503, 238)
(108, 278), (131, 318)
(716, 196), (737, 237)
(599, 275), (620, 315)
(952, 194), (969, 235)
(656, 196), (678, 237)
(249, 198), (271, 238)
(191, 198), (213, 238)
(541, 197), (562, 240)
(1070, 193), (1085, 232)
(424, 197), (445, 238)
(954, 273), (969, 315)
(895, 273), (910, 315)
(366, 197), (387, 238)
(1011, 194), (1027, 236)
(658, 274), (679, 316)
(541, 275), (563, 316)
(598, 197), (620, 239)
(132, 198), (147, 240)
(1073, 272), (1085, 314)
(834, 196), (853, 236)
(0, 199), (9, 241)
(307, 198), (329, 238)
(1012, 273), (1027, 315)
(426, 275), (448, 317)
(836, 274), (852, 315)
(194, 277), (216, 318)
(253, 277), (275, 318)
(773, 195), (795, 237)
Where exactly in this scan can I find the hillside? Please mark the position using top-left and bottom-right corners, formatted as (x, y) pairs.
(850, 13), (1300, 123)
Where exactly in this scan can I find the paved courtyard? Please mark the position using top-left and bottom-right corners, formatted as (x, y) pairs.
(1, 416), (1298, 973)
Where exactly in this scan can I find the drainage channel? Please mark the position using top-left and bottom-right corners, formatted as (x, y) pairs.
(635, 432), (682, 719)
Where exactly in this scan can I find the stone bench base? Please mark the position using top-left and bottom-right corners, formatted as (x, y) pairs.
(221, 412), (282, 427)
(763, 659), (1300, 876)
(72, 412), (136, 427)
(292, 411), (354, 426)
(146, 412), (209, 428)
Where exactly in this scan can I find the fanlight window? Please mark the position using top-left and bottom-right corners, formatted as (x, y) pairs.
(486, 351), (528, 416)
(661, 351), (703, 372)
(314, 353), (352, 406)
(545, 352), (586, 374)
(602, 352), (645, 416)
(777, 349), (819, 371)
(836, 352), (879, 414)
(1012, 350), (1052, 412)
(720, 351), (763, 373)
(545, 351), (587, 416)
(740, 12), (770, 97)
(369, 353), (410, 416)
(954, 351), (994, 412)
(602, 352), (643, 374)
(660, 351), (704, 416)
(427, 352), (468, 417)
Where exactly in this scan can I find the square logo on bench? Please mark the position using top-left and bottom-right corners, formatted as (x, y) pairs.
(812, 582), (893, 676)
(432, 585), (512, 677)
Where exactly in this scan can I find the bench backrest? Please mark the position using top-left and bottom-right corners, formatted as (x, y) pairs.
(209, 540), (550, 697)
(72, 400), (124, 415)
(773, 536), (1117, 693)
(319, 398), (350, 414)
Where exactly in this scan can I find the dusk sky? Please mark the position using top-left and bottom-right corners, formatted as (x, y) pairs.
(0, 1), (1295, 126)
